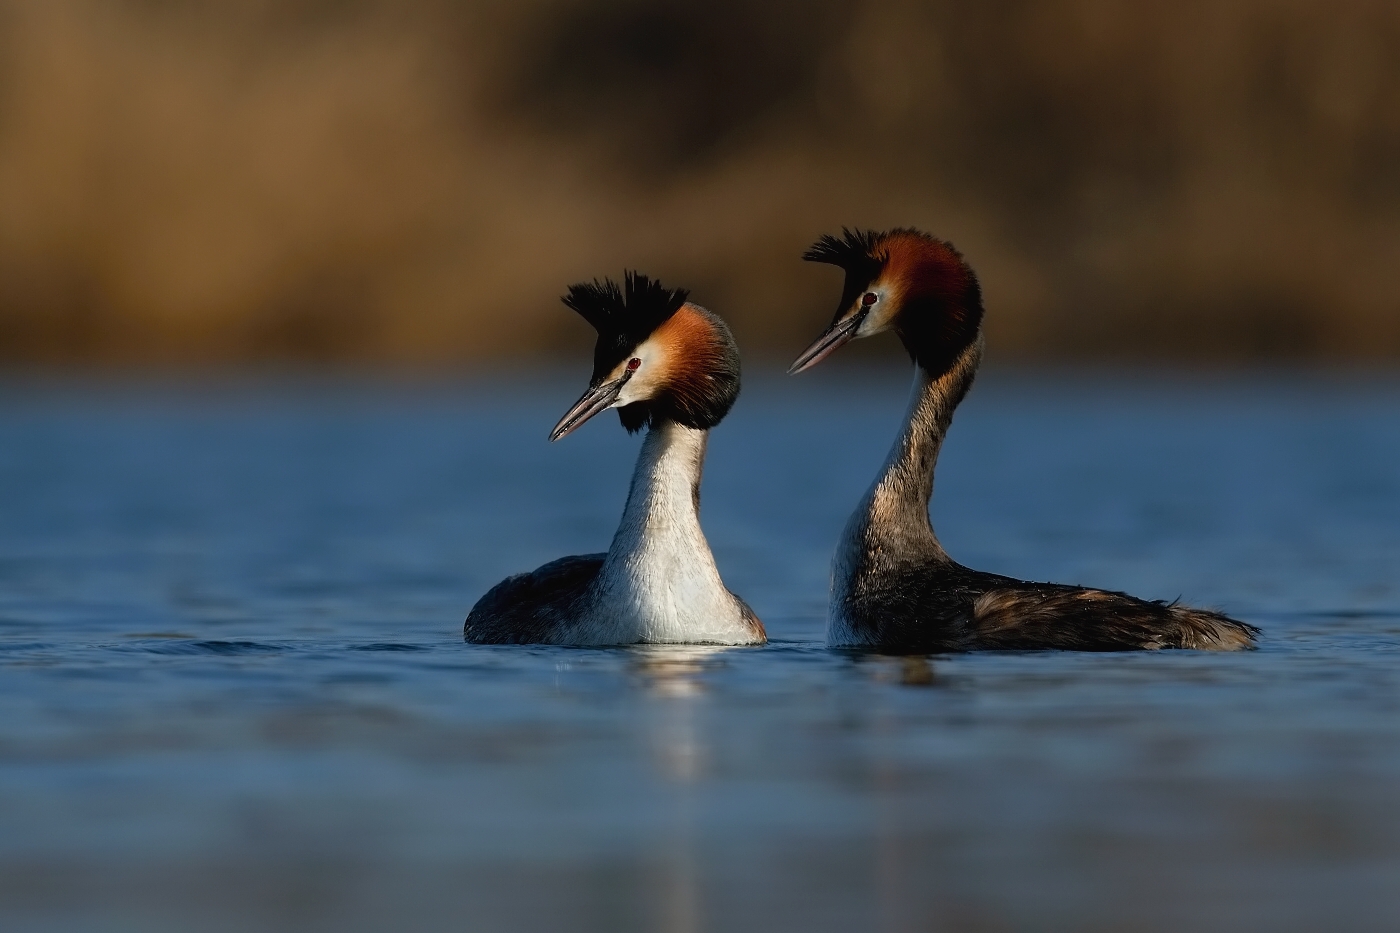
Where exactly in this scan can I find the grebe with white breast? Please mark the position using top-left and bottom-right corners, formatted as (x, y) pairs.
(465, 273), (764, 646)
(790, 227), (1257, 652)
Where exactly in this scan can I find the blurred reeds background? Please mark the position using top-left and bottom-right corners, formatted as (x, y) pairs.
(0, 0), (1397, 366)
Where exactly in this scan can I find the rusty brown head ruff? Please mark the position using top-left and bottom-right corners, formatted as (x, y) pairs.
(796, 227), (983, 378)
(793, 227), (1258, 653)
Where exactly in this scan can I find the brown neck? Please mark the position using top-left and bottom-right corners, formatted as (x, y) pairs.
(853, 334), (983, 557)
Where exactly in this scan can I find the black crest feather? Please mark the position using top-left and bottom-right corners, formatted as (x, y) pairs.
(803, 227), (885, 289)
(563, 272), (690, 385)
(802, 227), (884, 268)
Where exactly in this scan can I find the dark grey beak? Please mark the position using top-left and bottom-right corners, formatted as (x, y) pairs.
(549, 377), (625, 441)
(788, 309), (866, 375)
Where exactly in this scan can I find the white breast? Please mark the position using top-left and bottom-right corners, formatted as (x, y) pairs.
(566, 421), (760, 646)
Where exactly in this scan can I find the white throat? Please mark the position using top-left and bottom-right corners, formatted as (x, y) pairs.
(571, 421), (757, 645)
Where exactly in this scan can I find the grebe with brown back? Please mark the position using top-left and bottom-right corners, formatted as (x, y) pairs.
(791, 228), (1257, 652)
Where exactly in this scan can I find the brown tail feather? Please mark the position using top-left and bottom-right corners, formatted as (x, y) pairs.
(970, 586), (1257, 651)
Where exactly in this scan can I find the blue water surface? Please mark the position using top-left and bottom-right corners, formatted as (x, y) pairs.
(1, 368), (1398, 932)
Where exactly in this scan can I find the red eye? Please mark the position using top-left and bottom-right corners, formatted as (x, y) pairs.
(627, 358), (641, 371)
(861, 292), (878, 306)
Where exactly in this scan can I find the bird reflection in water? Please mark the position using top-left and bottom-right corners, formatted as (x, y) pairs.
(858, 654), (941, 688)
(630, 644), (728, 702)
(856, 652), (944, 932)
(630, 645), (731, 933)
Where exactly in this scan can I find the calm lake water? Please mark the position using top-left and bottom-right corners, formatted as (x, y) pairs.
(2, 368), (1399, 932)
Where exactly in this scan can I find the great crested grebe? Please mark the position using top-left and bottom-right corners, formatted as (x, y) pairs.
(465, 272), (765, 646)
(790, 228), (1258, 652)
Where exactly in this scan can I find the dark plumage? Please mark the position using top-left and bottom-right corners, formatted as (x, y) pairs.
(803, 227), (885, 281)
(464, 554), (605, 645)
(840, 544), (1256, 652)
(793, 226), (1258, 653)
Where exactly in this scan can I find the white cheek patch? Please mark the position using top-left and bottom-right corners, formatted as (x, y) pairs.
(857, 287), (898, 336)
(612, 338), (669, 407)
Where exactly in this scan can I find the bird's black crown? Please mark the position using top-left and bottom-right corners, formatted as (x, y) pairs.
(563, 272), (689, 385)
(802, 227), (886, 283)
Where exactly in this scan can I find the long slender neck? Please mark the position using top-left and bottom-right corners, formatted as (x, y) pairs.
(586, 418), (750, 643)
(850, 334), (983, 558)
(606, 419), (711, 566)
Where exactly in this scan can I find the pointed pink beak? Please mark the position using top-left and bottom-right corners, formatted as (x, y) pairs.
(549, 376), (627, 441)
(788, 309), (867, 374)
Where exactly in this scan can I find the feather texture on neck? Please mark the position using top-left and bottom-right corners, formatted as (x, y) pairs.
(830, 339), (982, 639)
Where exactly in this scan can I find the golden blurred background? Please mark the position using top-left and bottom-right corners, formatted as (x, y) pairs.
(0, 0), (1397, 366)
